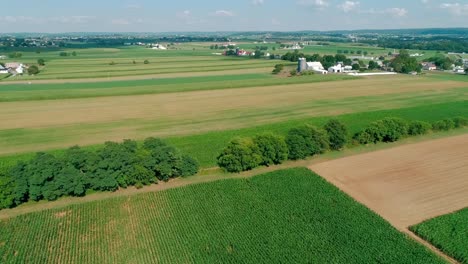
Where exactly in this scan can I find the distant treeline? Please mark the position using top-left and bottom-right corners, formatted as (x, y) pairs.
(364, 38), (468, 53)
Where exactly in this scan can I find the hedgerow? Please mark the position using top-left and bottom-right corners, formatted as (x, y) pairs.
(218, 116), (467, 173)
(0, 138), (199, 209)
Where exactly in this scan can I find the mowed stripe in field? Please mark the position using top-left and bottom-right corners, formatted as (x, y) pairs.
(0, 67), (274, 85)
(0, 76), (464, 130)
(310, 134), (468, 229)
(0, 76), (466, 155)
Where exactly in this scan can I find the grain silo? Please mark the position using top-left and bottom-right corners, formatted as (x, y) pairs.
(298, 58), (307, 72)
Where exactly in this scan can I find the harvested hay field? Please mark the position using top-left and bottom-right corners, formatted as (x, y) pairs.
(310, 134), (468, 230)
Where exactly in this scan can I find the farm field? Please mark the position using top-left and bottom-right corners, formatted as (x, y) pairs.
(0, 168), (444, 263)
(0, 74), (467, 157)
(310, 134), (468, 230)
(411, 208), (468, 264)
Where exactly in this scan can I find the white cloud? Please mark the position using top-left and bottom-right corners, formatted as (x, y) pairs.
(50, 16), (95, 24)
(0, 16), (36, 23)
(111, 19), (131, 25)
(214, 10), (235, 17)
(177, 10), (191, 18)
(362, 7), (408, 17)
(338, 1), (360, 13)
(0, 16), (95, 24)
(440, 3), (468, 15)
(297, 0), (329, 9)
(386, 8), (408, 17)
(252, 0), (265, 5)
(125, 4), (142, 9)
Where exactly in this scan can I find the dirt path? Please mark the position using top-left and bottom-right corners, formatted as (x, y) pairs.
(310, 134), (468, 264)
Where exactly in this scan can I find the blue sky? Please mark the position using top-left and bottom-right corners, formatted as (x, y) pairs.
(1, 0), (468, 32)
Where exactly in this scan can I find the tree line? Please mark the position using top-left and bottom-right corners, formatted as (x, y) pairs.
(217, 117), (468, 173)
(217, 119), (347, 173)
(0, 138), (199, 210)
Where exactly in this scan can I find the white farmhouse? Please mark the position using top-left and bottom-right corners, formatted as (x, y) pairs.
(328, 64), (343, 73)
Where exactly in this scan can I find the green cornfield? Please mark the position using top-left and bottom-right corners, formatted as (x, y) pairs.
(411, 208), (468, 264)
(0, 168), (443, 263)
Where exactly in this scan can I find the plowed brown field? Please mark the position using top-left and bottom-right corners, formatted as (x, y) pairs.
(310, 134), (468, 230)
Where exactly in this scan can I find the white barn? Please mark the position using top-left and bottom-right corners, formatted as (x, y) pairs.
(298, 58), (328, 74)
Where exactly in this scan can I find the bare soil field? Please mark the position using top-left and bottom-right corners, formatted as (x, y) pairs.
(310, 134), (468, 230)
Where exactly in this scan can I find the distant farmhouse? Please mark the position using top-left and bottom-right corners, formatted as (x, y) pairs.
(0, 55), (6, 60)
(151, 44), (167, 50)
(422, 62), (437, 71)
(3, 62), (26, 75)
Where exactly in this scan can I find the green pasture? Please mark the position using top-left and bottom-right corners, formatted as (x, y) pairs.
(0, 168), (443, 263)
(0, 74), (353, 102)
(411, 208), (468, 263)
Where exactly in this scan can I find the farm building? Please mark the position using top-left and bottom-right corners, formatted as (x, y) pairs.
(422, 62), (437, 71)
(4, 63), (25, 75)
(0, 65), (8, 74)
(0, 55), (6, 60)
(328, 64), (343, 73)
(151, 44), (167, 50)
(5, 62), (21, 69)
(298, 58), (328, 74)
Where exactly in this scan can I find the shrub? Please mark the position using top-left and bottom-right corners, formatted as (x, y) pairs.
(452, 116), (468, 128)
(354, 130), (373, 145)
(27, 65), (39, 75)
(272, 64), (284, 74)
(144, 60), (150, 64)
(432, 119), (455, 131)
(253, 133), (288, 166)
(286, 125), (329, 160)
(360, 122), (387, 144)
(358, 118), (408, 144)
(0, 173), (15, 209)
(217, 137), (262, 173)
(59, 52), (68, 57)
(324, 119), (348, 150)
(177, 155), (200, 177)
(37, 58), (45, 66)
(380, 118), (409, 142)
(408, 121), (432, 136)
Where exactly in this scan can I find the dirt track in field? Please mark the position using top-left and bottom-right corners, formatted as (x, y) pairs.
(310, 134), (468, 230)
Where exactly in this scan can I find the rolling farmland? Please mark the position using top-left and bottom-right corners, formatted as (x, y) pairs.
(0, 168), (444, 263)
(1, 41), (467, 263)
(0, 73), (467, 158)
